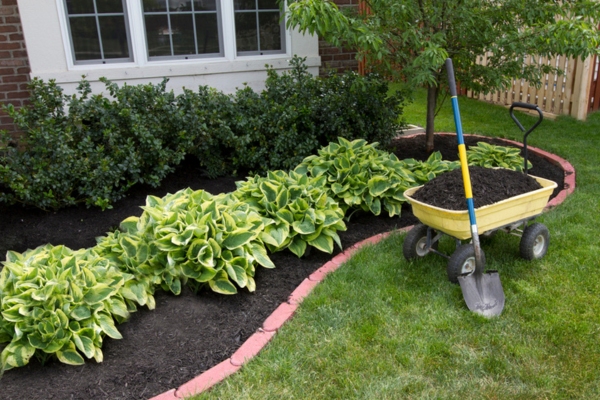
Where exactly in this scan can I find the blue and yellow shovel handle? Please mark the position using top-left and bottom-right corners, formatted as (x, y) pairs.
(446, 59), (478, 235)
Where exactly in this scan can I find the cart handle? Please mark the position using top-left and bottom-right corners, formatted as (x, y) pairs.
(509, 102), (543, 175)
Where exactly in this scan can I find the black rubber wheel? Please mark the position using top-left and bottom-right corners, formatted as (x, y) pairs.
(403, 224), (438, 260)
(446, 243), (486, 284)
(520, 222), (549, 260)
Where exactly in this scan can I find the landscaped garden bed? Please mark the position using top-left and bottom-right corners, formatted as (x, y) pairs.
(0, 133), (565, 399)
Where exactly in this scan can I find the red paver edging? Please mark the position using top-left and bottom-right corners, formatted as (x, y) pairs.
(150, 134), (574, 399)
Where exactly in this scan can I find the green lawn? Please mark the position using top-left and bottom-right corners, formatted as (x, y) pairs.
(189, 89), (600, 399)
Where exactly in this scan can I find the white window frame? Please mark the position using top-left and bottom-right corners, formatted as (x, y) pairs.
(56, 0), (290, 72)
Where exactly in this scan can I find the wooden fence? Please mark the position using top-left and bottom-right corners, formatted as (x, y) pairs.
(460, 54), (595, 120)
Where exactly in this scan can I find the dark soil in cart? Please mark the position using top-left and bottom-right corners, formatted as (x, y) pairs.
(411, 166), (544, 210)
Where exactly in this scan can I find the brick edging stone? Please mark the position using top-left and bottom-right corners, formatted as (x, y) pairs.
(149, 134), (575, 399)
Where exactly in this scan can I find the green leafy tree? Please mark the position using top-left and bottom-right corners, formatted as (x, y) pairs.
(286, 0), (600, 151)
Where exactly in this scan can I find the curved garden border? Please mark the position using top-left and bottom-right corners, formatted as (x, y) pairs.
(150, 134), (576, 400)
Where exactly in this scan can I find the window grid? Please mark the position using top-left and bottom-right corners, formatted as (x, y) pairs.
(234, 0), (284, 56)
(64, 0), (133, 65)
(142, 1), (223, 60)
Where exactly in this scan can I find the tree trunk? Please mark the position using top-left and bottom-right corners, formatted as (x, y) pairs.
(425, 84), (438, 153)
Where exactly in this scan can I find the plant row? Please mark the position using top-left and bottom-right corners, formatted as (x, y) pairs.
(0, 56), (406, 211)
(0, 137), (529, 371)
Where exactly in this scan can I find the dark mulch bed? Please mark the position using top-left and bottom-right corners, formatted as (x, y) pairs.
(0, 134), (565, 400)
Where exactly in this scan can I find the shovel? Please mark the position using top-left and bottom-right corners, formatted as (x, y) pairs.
(445, 58), (505, 317)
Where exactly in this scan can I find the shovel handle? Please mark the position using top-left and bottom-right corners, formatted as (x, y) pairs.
(445, 58), (484, 270)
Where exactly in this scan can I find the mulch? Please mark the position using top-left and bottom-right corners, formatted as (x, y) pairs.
(0, 133), (565, 400)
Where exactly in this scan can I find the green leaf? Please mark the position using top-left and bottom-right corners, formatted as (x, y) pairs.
(248, 243), (275, 269)
(208, 277), (238, 295)
(292, 219), (315, 235)
(119, 216), (139, 234)
(222, 230), (255, 250)
(276, 188), (289, 209)
(259, 180), (279, 203)
(83, 285), (117, 305)
(225, 263), (248, 288)
(96, 313), (123, 340)
(72, 333), (95, 359)
(288, 236), (308, 257)
(276, 209), (295, 224)
(198, 266), (219, 282)
(309, 235), (334, 253)
(70, 305), (92, 321)
(3, 339), (36, 368)
(368, 176), (391, 197)
(56, 342), (85, 366)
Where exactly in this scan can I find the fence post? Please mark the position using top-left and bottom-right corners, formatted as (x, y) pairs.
(570, 56), (594, 120)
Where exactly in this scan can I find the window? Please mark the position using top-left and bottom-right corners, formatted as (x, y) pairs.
(234, 0), (284, 55)
(64, 0), (132, 64)
(62, 0), (286, 66)
(142, 0), (223, 60)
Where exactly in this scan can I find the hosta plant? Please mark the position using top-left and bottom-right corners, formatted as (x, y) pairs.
(399, 151), (460, 185)
(467, 141), (532, 172)
(97, 188), (276, 296)
(233, 170), (346, 257)
(0, 245), (147, 371)
(295, 137), (416, 217)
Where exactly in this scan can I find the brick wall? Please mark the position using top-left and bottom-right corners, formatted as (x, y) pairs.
(0, 0), (30, 135)
(318, 0), (360, 76)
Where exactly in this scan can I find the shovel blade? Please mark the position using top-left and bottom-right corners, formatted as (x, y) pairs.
(458, 271), (505, 317)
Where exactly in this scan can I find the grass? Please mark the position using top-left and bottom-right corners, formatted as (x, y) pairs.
(188, 89), (600, 399)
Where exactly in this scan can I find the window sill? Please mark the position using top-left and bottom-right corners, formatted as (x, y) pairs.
(34, 55), (322, 85)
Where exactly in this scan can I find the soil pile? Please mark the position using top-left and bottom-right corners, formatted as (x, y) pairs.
(411, 166), (543, 210)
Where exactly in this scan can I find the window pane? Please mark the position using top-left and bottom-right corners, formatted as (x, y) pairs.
(96, 0), (124, 13)
(69, 17), (101, 60)
(235, 13), (257, 52)
(195, 0), (216, 11)
(258, 0), (278, 10)
(143, 0), (167, 12)
(195, 14), (220, 53)
(99, 16), (130, 58)
(170, 14), (196, 55)
(66, 0), (95, 14)
(145, 15), (172, 56)
(176, 0), (194, 11)
(234, 0), (256, 11)
(259, 12), (281, 51)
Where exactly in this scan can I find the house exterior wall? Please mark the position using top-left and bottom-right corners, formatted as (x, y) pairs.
(318, 0), (359, 76)
(0, 0), (29, 134)
(13, 0), (320, 99)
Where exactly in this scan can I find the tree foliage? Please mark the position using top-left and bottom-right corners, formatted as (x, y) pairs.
(286, 0), (600, 150)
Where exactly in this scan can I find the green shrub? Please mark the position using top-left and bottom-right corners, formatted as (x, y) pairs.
(0, 245), (150, 371)
(233, 170), (346, 257)
(229, 56), (407, 174)
(399, 151), (460, 185)
(467, 141), (532, 171)
(95, 188), (275, 296)
(175, 86), (239, 178)
(0, 77), (189, 210)
(295, 137), (416, 217)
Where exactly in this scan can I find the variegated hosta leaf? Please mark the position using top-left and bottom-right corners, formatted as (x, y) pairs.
(295, 137), (417, 217)
(0, 244), (137, 370)
(233, 169), (346, 257)
(102, 188), (276, 296)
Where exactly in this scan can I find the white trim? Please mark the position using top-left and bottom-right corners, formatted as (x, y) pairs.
(18, 0), (319, 95)
(56, 0), (291, 70)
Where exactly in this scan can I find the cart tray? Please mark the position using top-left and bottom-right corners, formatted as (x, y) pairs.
(404, 174), (558, 240)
